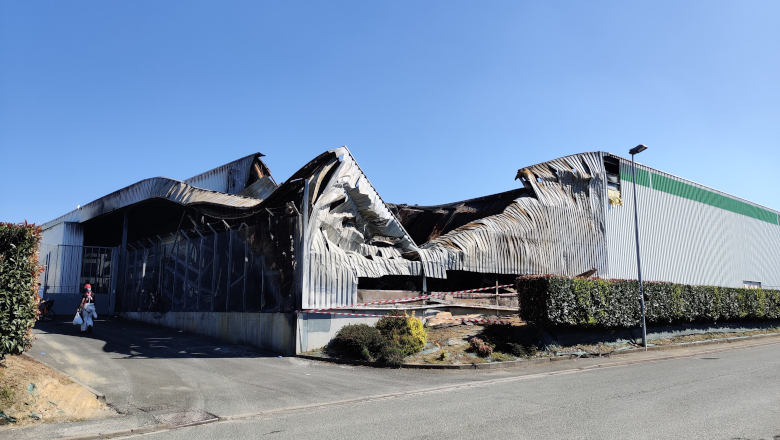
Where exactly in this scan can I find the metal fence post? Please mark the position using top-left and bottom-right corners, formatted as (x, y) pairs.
(207, 224), (218, 312)
(239, 223), (249, 312)
(226, 227), (233, 312)
(181, 231), (190, 312)
(193, 227), (204, 312)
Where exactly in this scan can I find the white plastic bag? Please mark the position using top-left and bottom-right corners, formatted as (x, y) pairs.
(73, 313), (83, 325)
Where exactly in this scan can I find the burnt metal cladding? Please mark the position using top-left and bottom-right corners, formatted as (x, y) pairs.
(40, 149), (780, 315)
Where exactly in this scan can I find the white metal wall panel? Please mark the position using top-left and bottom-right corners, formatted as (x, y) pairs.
(605, 157), (780, 288)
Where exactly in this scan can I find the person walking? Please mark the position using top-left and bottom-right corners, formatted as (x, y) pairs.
(77, 284), (97, 333)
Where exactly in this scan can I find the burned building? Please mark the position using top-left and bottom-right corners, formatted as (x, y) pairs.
(39, 149), (780, 354)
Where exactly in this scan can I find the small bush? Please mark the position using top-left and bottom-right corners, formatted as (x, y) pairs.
(330, 324), (386, 361)
(468, 337), (493, 357)
(480, 324), (539, 358)
(375, 313), (427, 356)
(507, 343), (538, 357)
(380, 345), (405, 367)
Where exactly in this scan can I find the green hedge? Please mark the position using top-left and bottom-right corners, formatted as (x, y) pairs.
(0, 222), (43, 359)
(516, 275), (780, 328)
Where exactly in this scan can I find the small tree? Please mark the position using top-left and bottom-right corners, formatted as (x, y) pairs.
(0, 222), (43, 362)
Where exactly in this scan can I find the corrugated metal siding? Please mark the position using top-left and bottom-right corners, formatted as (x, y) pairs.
(302, 148), (421, 309)
(41, 178), (262, 232)
(237, 176), (278, 200)
(417, 152), (609, 279)
(184, 153), (257, 194)
(605, 156), (780, 288)
(41, 222), (83, 246)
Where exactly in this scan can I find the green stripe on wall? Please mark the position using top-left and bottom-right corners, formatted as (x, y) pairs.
(651, 173), (779, 225)
(619, 168), (650, 187)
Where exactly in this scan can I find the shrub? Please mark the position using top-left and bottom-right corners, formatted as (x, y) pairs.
(0, 222), (42, 361)
(380, 345), (405, 367)
(479, 324), (539, 358)
(375, 313), (426, 356)
(330, 324), (386, 361)
(507, 343), (537, 357)
(517, 275), (780, 328)
(468, 337), (493, 357)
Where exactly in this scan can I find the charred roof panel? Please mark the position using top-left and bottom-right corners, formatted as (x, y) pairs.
(41, 178), (262, 231)
(185, 153), (275, 195)
(391, 187), (530, 246)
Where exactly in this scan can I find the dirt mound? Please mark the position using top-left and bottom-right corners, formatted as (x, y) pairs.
(0, 354), (116, 428)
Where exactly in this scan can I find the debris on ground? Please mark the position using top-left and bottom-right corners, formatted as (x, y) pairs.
(305, 314), (780, 367)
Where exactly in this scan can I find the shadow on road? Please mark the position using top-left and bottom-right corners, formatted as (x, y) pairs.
(33, 316), (278, 359)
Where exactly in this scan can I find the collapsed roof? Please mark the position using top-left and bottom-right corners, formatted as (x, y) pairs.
(251, 149), (611, 308)
(42, 148), (616, 309)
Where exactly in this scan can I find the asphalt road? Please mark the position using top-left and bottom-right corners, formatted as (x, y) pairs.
(8, 317), (780, 440)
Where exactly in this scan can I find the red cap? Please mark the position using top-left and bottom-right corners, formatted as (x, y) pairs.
(85, 284), (91, 289)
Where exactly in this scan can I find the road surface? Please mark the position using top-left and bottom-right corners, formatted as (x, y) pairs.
(7, 317), (780, 440)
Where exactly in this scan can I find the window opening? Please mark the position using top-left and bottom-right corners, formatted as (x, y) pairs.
(604, 156), (622, 206)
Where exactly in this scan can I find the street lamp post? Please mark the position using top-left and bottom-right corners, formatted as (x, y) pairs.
(629, 144), (648, 350)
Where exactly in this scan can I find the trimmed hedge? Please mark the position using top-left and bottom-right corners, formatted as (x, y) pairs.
(0, 222), (43, 359)
(517, 275), (780, 328)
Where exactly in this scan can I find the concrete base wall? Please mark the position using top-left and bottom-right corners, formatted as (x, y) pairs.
(297, 312), (381, 353)
(124, 311), (297, 356)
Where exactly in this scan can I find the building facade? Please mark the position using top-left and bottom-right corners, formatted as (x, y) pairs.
(39, 149), (780, 353)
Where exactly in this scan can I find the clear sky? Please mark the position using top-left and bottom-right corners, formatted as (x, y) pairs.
(1, 1), (778, 225)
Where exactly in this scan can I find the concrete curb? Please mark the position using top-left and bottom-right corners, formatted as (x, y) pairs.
(57, 424), (169, 440)
(297, 331), (780, 370)
(22, 352), (107, 404)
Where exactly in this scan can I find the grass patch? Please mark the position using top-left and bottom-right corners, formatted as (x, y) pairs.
(0, 385), (13, 408)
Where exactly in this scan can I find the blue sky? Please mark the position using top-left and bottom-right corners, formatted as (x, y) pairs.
(1, 1), (778, 224)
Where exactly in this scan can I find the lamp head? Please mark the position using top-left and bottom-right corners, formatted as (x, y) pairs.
(629, 144), (648, 155)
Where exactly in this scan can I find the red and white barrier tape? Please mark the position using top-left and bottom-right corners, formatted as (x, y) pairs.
(306, 310), (514, 325)
(306, 284), (515, 312)
(450, 292), (518, 298)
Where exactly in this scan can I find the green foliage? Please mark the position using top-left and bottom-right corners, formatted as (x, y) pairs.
(375, 314), (427, 357)
(379, 345), (405, 367)
(517, 275), (780, 328)
(479, 324), (538, 358)
(330, 324), (386, 361)
(329, 314), (427, 365)
(0, 222), (42, 359)
(1, 385), (13, 406)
